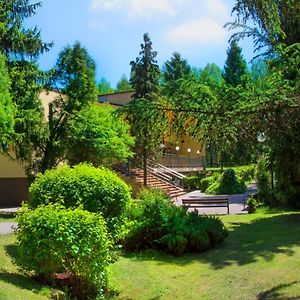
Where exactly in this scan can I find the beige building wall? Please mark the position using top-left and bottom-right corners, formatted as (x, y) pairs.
(0, 90), (60, 207)
(39, 90), (61, 119)
(0, 154), (26, 178)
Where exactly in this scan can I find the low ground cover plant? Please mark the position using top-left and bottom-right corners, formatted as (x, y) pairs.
(122, 189), (228, 256)
(15, 204), (112, 299)
(29, 163), (131, 230)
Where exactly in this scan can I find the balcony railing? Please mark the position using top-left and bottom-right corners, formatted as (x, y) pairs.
(158, 154), (204, 169)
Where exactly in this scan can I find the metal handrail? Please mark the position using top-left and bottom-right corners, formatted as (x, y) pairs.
(147, 165), (172, 182)
(153, 162), (186, 179)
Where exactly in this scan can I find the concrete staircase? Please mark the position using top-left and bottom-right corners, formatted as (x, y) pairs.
(129, 167), (186, 198)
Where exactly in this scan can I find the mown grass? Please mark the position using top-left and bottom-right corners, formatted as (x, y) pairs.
(109, 208), (300, 300)
(0, 213), (16, 223)
(0, 234), (51, 300)
(1, 208), (300, 300)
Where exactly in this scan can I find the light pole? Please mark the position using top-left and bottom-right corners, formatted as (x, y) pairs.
(187, 148), (191, 167)
(175, 146), (180, 167)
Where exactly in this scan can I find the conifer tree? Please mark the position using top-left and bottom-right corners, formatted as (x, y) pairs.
(223, 41), (248, 87)
(126, 33), (163, 186)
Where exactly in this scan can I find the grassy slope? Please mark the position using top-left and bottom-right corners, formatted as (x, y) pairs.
(0, 235), (50, 300)
(109, 208), (300, 300)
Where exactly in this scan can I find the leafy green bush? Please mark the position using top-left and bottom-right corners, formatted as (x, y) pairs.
(182, 173), (205, 190)
(200, 173), (221, 192)
(29, 163), (131, 225)
(206, 169), (246, 194)
(122, 189), (228, 256)
(256, 157), (273, 205)
(246, 196), (258, 213)
(15, 204), (112, 299)
(234, 165), (256, 183)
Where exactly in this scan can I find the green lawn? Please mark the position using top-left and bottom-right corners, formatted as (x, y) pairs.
(109, 208), (300, 300)
(0, 213), (16, 223)
(0, 234), (51, 300)
(1, 208), (300, 300)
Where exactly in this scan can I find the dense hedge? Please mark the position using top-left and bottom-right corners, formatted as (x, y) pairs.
(29, 164), (131, 223)
(122, 189), (228, 256)
(183, 165), (255, 193)
(15, 204), (112, 299)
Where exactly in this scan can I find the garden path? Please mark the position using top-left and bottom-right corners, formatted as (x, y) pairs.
(174, 183), (257, 215)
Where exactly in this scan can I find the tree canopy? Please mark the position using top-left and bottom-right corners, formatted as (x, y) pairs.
(0, 53), (14, 149)
(66, 104), (134, 166)
(228, 0), (300, 53)
(98, 77), (115, 95)
(0, 0), (53, 58)
(116, 74), (132, 92)
(37, 42), (98, 172)
(162, 52), (191, 96)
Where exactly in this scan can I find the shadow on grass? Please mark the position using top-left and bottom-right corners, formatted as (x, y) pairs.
(0, 213), (16, 219)
(5, 244), (18, 261)
(257, 281), (300, 300)
(123, 213), (300, 269)
(0, 272), (48, 294)
(1, 244), (49, 294)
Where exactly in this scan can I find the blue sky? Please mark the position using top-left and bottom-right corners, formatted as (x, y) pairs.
(26, 0), (255, 88)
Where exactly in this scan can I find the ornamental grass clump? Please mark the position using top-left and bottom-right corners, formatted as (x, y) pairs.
(15, 204), (112, 299)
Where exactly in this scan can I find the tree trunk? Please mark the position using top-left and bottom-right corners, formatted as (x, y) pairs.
(143, 144), (147, 186)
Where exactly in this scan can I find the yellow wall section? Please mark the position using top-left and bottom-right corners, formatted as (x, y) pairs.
(0, 154), (26, 178)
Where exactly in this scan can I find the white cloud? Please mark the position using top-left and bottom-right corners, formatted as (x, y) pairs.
(90, 0), (122, 11)
(90, 0), (180, 19)
(129, 0), (177, 18)
(165, 18), (228, 45)
(204, 0), (229, 22)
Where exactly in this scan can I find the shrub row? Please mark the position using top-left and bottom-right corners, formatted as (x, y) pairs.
(122, 189), (228, 256)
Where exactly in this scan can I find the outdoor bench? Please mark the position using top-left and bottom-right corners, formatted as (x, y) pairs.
(182, 197), (229, 214)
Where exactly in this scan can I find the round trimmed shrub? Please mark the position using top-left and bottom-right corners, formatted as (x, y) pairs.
(29, 163), (132, 221)
(15, 204), (112, 299)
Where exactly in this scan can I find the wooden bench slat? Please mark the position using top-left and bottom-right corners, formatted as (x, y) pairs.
(182, 197), (229, 214)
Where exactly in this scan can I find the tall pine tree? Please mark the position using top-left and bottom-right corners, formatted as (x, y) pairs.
(162, 52), (191, 97)
(223, 41), (248, 87)
(126, 33), (162, 185)
(130, 33), (160, 101)
(0, 0), (52, 171)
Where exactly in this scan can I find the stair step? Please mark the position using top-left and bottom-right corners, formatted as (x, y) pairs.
(116, 165), (186, 198)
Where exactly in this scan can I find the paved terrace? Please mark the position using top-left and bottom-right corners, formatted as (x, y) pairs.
(173, 183), (257, 215)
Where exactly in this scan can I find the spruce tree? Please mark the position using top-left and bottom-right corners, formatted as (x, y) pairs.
(162, 52), (191, 96)
(127, 33), (162, 186)
(130, 33), (160, 101)
(223, 41), (248, 87)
